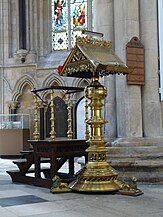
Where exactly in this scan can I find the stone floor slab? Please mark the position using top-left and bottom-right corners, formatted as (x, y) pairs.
(0, 158), (163, 217)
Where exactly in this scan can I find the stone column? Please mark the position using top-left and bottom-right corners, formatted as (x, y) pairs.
(37, 0), (51, 57)
(43, 0), (52, 55)
(38, 0), (44, 56)
(7, 101), (20, 114)
(140, 0), (162, 137)
(0, 0), (11, 114)
(33, 0), (38, 55)
(2, 0), (10, 60)
(0, 0), (3, 63)
(1, 0), (19, 59)
(0, 1), (3, 114)
(7, 101), (20, 121)
(0, 68), (2, 114)
(93, 0), (114, 42)
(114, 0), (142, 138)
(26, 0), (32, 51)
(20, 0), (37, 63)
(10, 0), (19, 56)
(93, 0), (116, 139)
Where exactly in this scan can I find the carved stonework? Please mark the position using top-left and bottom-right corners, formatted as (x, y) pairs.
(14, 50), (36, 64)
(7, 101), (20, 110)
(14, 49), (28, 63)
(7, 101), (20, 115)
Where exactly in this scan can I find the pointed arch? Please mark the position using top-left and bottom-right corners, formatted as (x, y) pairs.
(3, 77), (12, 92)
(72, 78), (90, 88)
(42, 73), (66, 87)
(41, 73), (67, 101)
(12, 75), (37, 101)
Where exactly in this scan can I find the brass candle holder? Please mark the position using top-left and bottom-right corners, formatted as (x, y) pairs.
(50, 90), (56, 141)
(67, 93), (73, 139)
(33, 94), (39, 141)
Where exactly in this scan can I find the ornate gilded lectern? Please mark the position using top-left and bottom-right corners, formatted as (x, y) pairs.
(58, 35), (142, 195)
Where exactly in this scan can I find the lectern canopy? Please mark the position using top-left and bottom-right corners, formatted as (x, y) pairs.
(58, 36), (132, 78)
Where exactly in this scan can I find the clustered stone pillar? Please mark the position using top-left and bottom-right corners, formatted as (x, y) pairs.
(114, 0), (142, 138)
(140, 0), (163, 137)
(93, 0), (117, 139)
(0, 2), (3, 114)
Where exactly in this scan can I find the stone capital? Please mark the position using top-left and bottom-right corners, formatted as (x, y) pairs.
(14, 49), (28, 63)
(6, 101), (20, 109)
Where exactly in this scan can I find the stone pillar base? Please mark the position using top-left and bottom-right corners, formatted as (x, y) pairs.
(106, 137), (163, 183)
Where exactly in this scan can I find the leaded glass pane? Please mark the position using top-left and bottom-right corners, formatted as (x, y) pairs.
(52, 0), (68, 50)
(52, 31), (68, 51)
(71, 0), (87, 30)
(70, 0), (87, 46)
(52, 0), (67, 31)
(71, 30), (83, 47)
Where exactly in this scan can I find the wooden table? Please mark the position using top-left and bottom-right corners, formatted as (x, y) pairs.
(7, 139), (88, 188)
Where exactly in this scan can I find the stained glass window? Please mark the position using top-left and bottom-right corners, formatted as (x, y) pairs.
(52, 0), (92, 51)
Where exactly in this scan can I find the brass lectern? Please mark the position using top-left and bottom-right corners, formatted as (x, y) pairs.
(58, 35), (142, 195)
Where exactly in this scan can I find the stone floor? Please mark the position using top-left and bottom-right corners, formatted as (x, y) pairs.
(0, 158), (163, 217)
